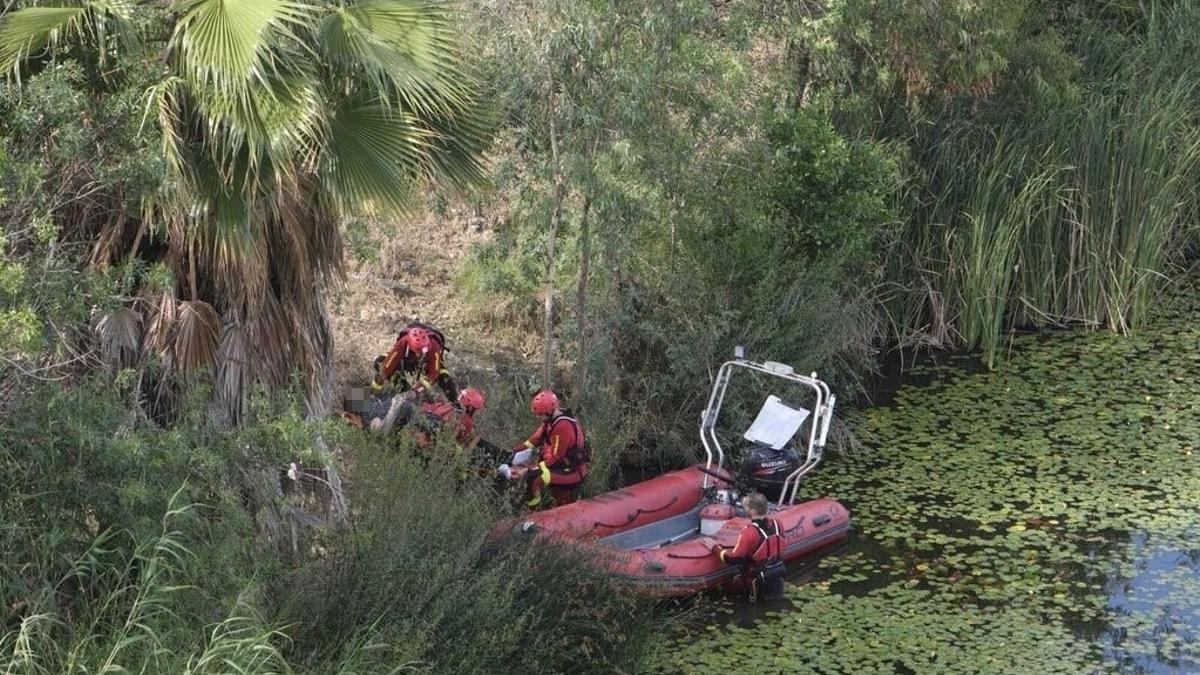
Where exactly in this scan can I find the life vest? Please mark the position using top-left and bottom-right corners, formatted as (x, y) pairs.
(750, 517), (787, 601)
(751, 518), (784, 563)
(540, 410), (591, 468)
(421, 401), (456, 424)
(413, 401), (478, 448)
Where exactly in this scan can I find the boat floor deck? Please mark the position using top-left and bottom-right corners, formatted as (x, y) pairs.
(597, 506), (707, 550)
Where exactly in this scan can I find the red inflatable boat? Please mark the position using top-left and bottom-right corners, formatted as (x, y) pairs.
(503, 357), (852, 596)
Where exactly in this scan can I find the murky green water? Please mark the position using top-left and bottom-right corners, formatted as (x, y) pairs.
(652, 279), (1200, 674)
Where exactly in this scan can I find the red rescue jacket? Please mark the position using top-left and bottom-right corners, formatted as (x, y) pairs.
(522, 411), (586, 470)
(417, 401), (475, 447)
(378, 330), (447, 387)
(720, 517), (784, 565)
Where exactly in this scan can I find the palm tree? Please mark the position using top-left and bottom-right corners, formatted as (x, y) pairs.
(0, 0), (490, 423)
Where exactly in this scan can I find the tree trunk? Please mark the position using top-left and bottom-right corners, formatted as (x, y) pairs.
(573, 195), (592, 408)
(543, 84), (563, 388)
(304, 288), (336, 419)
(188, 238), (198, 301)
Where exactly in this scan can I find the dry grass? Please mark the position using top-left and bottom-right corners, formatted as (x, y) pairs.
(328, 201), (545, 444)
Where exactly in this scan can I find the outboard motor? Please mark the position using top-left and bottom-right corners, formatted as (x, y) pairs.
(738, 442), (802, 502)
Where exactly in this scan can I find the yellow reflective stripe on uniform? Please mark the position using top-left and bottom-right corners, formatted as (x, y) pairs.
(538, 461), (551, 485)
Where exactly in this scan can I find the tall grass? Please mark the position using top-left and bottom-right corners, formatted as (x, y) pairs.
(0, 495), (290, 674)
(886, 5), (1200, 364)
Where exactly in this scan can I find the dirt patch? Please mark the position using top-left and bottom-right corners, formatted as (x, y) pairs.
(328, 202), (544, 444)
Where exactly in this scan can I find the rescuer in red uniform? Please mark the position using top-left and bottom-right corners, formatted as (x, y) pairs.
(414, 387), (487, 448)
(711, 491), (787, 600)
(514, 389), (590, 509)
(371, 323), (458, 401)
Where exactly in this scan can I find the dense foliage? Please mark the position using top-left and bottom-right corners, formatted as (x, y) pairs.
(0, 0), (490, 422)
(0, 2), (652, 672)
(4, 0), (1200, 672)
(0, 376), (659, 673)
(462, 0), (1200, 465)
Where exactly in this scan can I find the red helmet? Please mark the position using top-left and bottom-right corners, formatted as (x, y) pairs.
(530, 389), (559, 416)
(405, 327), (432, 353)
(458, 387), (486, 412)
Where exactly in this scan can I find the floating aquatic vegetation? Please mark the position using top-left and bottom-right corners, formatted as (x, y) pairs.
(655, 585), (1097, 674)
(652, 279), (1200, 672)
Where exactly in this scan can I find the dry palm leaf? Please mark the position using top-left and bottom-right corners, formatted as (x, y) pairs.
(173, 300), (219, 376)
(93, 306), (142, 369)
(214, 319), (249, 425)
(145, 291), (178, 357)
(289, 291), (334, 417)
(248, 292), (293, 391)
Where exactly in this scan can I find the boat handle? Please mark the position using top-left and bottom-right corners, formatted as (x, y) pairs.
(665, 551), (714, 560)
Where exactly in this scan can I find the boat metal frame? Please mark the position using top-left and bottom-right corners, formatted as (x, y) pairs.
(699, 358), (836, 504)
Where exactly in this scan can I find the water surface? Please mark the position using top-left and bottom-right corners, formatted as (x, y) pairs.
(653, 279), (1200, 674)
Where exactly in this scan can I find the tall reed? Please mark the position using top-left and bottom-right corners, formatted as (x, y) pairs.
(887, 8), (1200, 365)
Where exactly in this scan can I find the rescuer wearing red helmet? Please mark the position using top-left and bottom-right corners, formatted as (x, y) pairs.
(514, 389), (591, 509)
(411, 386), (488, 446)
(372, 323), (458, 401)
(451, 386), (486, 446)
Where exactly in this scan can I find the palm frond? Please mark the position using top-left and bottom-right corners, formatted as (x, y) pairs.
(145, 290), (178, 357)
(321, 96), (433, 212)
(173, 300), (219, 376)
(171, 0), (311, 91)
(171, 0), (314, 167)
(0, 2), (140, 78)
(413, 98), (493, 188)
(88, 0), (138, 70)
(287, 290), (333, 418)
(0, 7), (89, 77)
(189, 68), (325, 173)
(247, 292), (293, 391)
(93, 306), (142, 369)
(190, 156), (271, 308)
(141, 76), (191, 188)
(318, 0), (472, 114)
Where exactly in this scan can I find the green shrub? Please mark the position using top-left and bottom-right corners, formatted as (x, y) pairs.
(279, 435), (663, 674)
(1, 377), (666, 674)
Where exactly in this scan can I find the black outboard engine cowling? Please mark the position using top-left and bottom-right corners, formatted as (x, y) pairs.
(738, 443), (803, 502)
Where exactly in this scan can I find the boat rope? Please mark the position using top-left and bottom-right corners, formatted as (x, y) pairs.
(591, 495), (679, 531)
(782, 515), (806, 535)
